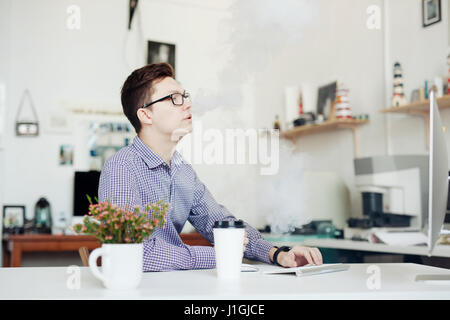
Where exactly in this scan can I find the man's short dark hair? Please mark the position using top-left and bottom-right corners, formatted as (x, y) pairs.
(121, 63), (175, 133)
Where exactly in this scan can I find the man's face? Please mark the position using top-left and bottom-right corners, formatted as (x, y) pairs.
(145, 77), (192, 140)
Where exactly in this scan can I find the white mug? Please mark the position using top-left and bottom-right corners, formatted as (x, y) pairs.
(213, 220), (245, 279)
(89, 243), (143, 290)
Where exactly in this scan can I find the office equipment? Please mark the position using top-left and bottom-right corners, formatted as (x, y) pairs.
(372, 231), (428, 246)
(291, 220), (332, 235)
(445, 171), (450, 230)
(241, 264), (259, 272)
(73, 170), (101, 218)
(425, 89), (448, 255)
(360, 188), (411, 227)
(400, 89), (450, 282)
(260, 263), (350, 277)
(354, 155), (429, 230)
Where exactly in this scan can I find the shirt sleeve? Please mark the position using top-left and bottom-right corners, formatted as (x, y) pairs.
(188, 170), (275, 265)
(98, 160), (216, 272)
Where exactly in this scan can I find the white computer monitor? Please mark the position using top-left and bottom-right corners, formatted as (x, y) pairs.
(427, 89), (449, 256)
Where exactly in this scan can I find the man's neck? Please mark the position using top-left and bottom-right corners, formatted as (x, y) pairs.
(138, 130), (177, 166)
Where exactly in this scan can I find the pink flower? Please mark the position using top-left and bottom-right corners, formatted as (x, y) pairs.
(105, 235), (113, 240)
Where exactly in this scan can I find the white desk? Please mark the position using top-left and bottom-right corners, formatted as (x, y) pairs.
(1, 263), (450, 299)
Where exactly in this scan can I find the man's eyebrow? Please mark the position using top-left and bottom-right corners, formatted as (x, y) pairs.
(166, 89), (185, 95)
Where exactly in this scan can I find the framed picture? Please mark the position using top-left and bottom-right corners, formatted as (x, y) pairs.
(423, 0), (441, 27)
(2, 205), (26, 234)
(147, 41), (176, 76)
(316, 81), (337, 121)
(59, 144), (73, 166)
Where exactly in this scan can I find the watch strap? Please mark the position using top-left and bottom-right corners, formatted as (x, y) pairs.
(273, 246), (291, 266)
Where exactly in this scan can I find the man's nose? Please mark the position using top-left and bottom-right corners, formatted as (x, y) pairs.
(182, 99), (192, 111)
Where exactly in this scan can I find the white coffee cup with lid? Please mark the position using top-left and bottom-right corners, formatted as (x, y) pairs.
(213, 220), (245, 279)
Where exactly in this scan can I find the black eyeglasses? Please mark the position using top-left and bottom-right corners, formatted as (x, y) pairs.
(141, 91), (191, 109)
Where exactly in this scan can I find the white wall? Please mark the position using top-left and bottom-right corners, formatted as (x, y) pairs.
(386, 0), (450, 156)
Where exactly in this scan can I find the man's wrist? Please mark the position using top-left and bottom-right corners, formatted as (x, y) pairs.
(272, 246), (292, 266)
(269, 247), (278, 264)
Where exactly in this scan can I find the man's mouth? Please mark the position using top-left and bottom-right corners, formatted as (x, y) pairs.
(184, 114), (192, 120)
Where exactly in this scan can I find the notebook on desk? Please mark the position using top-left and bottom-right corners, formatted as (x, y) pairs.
(241, 263), (350, 277)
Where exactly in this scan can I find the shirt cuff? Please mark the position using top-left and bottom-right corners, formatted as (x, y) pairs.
(188, 245), (216, 270)
(250, 238), (276, 264)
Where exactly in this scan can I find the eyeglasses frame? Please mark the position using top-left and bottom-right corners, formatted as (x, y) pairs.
(141, 91), (190, 109)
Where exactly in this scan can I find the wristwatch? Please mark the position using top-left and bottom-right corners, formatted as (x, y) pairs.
(272, 246), (291, 266)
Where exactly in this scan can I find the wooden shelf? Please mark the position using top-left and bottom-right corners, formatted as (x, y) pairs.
(280, 118), (369, 158)
(380, 94), (450, 149)
(380, 94), (450, 116)
(281, 119), (368, 139)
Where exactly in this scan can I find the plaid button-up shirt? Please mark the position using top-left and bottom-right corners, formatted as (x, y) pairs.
(98, 136), (274, 272)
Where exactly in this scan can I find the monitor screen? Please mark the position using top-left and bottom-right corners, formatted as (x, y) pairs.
(447, 170), (450, 224)
(427, 90), (449, 255)
(73, 171), (101, 217)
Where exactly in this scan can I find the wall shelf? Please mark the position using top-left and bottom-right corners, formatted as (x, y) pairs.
(281, 119), (369, 158)
(380, 94), (450, 149)
(380, 94), (450, 116)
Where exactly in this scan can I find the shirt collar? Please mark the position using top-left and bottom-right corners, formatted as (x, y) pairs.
(132, 136), (184, 169)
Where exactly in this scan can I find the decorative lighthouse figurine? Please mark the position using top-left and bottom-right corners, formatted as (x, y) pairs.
(334, 82), (352, 119)
(391, 62), (408, 107)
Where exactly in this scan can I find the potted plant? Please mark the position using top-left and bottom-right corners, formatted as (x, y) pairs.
(73, 196), (169, 290)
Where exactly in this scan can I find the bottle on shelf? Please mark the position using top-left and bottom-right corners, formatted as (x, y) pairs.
(273, 115), (281, 131)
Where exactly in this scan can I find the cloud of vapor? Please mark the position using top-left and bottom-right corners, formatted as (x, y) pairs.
(193, 0), (320, 115)
(256, 140), (314, 234)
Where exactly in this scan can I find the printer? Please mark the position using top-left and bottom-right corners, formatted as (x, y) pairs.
(351, 155), (428, 231)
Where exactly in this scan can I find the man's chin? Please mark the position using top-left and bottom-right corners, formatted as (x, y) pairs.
(170, 127), (192, 142)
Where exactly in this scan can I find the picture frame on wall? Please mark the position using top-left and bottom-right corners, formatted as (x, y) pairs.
(147, 41), (176, 77)
(423, 0), (441, 28)
(316, 81), (337, 121)
(2, 205), (26, 235)
(59, 144), (73, 166)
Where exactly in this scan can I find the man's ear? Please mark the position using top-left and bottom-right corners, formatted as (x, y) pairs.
(137, 108), (153, 126)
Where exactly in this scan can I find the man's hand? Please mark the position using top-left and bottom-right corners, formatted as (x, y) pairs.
(243, 232), (249, 252)
(272, 246), (323, 268)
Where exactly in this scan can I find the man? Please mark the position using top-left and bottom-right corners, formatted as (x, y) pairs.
(99, 62), (323, 271)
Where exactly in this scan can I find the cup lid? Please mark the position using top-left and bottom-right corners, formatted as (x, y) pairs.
(213, 220), (245, 228)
